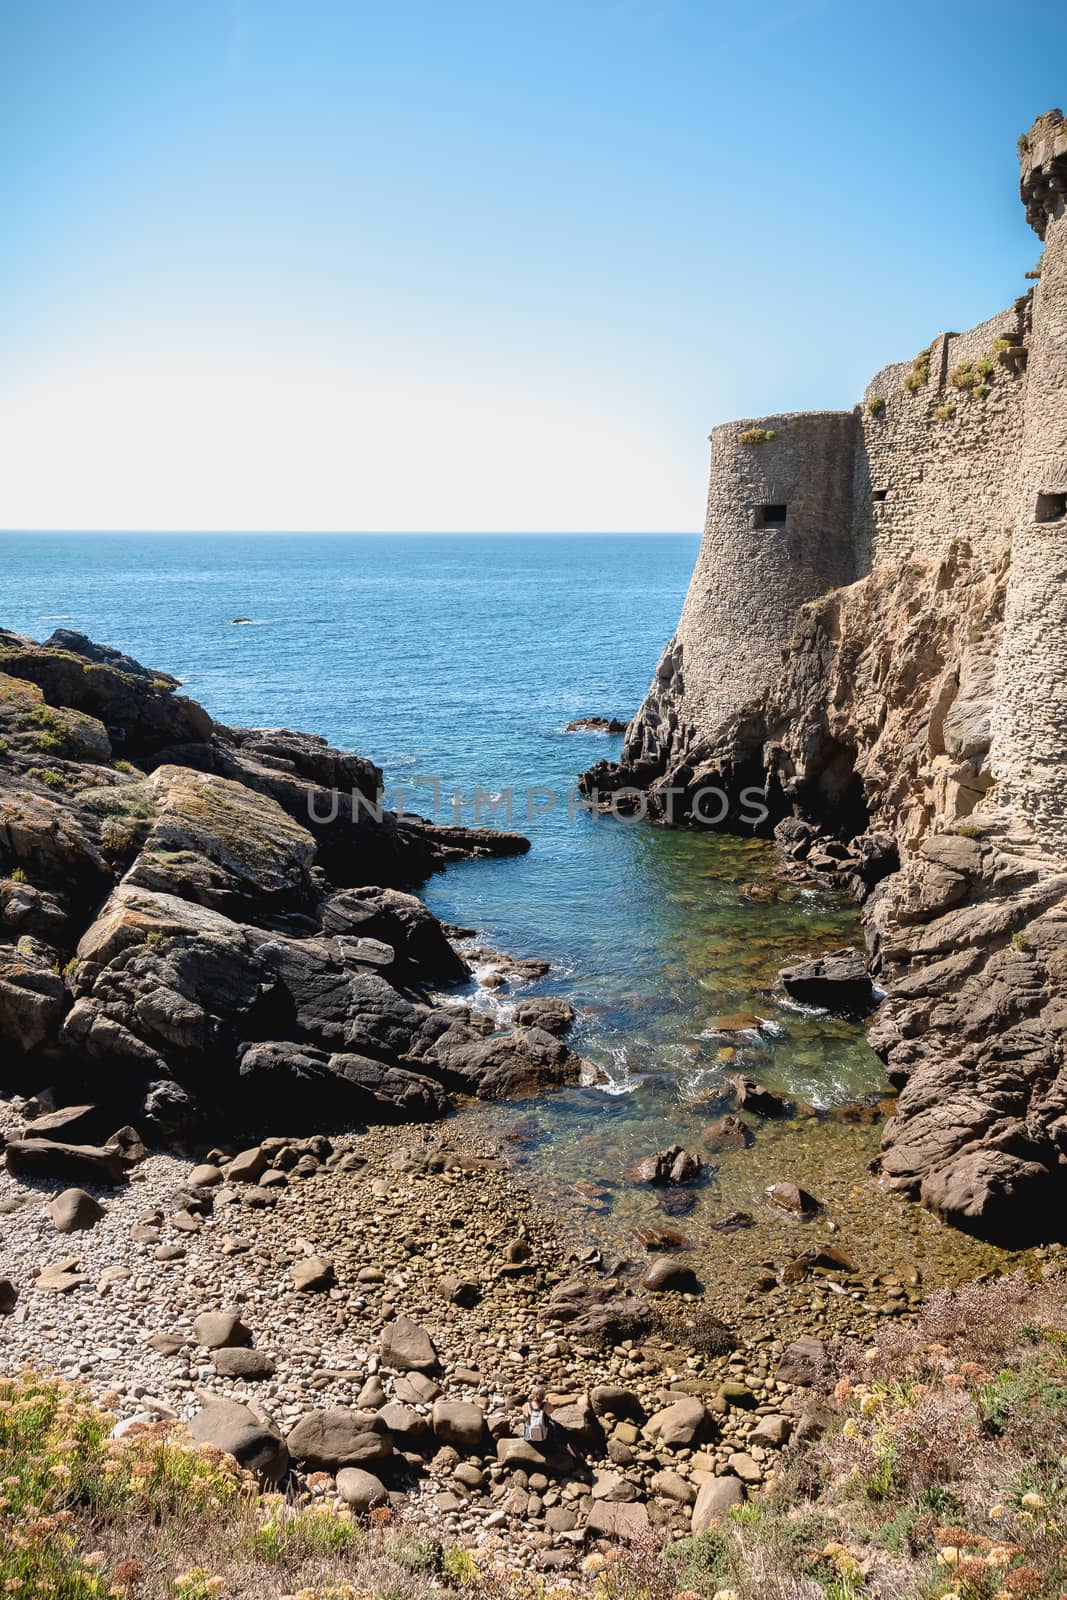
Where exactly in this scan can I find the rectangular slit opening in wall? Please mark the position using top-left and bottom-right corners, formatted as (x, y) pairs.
(1036, 492), (1067, 523)
(754, 503), (788, 528)
(872, 489), (889, 503)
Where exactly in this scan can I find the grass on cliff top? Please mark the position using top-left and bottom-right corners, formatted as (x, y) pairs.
(2, 1271), (1066, 1600)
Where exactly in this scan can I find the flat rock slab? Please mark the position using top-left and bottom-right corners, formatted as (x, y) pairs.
(585, 1499), (650, 1540)
(5, 1139), (126, 1185)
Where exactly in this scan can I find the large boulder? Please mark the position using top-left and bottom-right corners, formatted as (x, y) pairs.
(642, 1397), (710, 1449)
(431, 1399), (486, 1451)
(123, 766), (316, 912)
(285, 1407), (392, 1470)
(0, 635), (213, 756)
(429, 1023), (584, 1099)
(779, 949), (876, 1013)
(380, 1316), (438, 1373)
(691, 1474), (745, 1533)
(47, 1189), (104, 1233)
(187, 1399), (288, 1482)
(321, 886), (468, 984)
(192, 1311), (253, 1350)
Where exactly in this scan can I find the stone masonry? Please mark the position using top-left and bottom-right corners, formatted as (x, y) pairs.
(614, 112), (1067, 859)
(582, 114), (1067, 1244)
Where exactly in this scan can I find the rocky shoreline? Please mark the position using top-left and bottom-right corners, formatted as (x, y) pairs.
(0, 626), (593, 1141)
(2, 621), (1058, 1572)
(10, 1092), (1050, 1573)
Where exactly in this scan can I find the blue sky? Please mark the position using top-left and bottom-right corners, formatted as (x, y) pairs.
(2, 0), (1062, 531)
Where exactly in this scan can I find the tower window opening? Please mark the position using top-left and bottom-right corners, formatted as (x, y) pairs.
(872, 488), (889, 503)
(1036, 491), (1067, 523)
(754, 503), (788, 528)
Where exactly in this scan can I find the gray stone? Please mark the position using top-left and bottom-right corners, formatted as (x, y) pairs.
(747, 1413), (792, 1447)
(193, 1311), (253, 1350)
(651, 1468), (695, 1504)
(188, 1399), (288, 1482)
(336, 1467), (388, 1513)
(212, 1348), (275, 1381)
(47, 1188), (104, 1233)
(286, 1407), (392, 1470)
(380, 1315), (438, 1372)
(691, 1474), (745, 1534)
(643, 1396), (709, 1448)
(776, 1335), (826, 1386)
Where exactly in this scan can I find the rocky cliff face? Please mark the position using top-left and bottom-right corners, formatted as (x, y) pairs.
(580, 112), (1067, 1246)
(0, 629), (586, 1144)
(585, 542), (1067, 1244)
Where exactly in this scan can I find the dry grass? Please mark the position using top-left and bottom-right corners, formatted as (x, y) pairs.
(0, 1372), (456, 1599)
(4, 1271), (1065, 1598)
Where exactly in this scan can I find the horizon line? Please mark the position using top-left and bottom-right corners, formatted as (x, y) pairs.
(0, 527), (701, 538)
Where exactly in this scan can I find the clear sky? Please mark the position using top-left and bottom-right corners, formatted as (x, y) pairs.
(2, 1), (1063, 533)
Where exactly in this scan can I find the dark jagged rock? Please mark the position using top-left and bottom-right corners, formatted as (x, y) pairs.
(624, 1145), (703, 1186)
(564, 716), (627, 734)
(0, 629), (562, 1142)
(780, 949), (876, 1013)
(4, 1138), (127, 1185)
(541, 1279), (652, 1346)
(728, 1075), (795, 1119)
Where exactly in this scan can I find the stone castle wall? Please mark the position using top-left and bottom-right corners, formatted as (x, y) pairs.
(619, 110), (1066, 857)
(854, 306), (1027, 568)
(992, 114), (1067, 852)
(674, 410), (858, 737)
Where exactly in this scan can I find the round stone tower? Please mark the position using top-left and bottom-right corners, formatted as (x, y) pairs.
(669, 409), (859, 740)
(991, 111), (1067, 855)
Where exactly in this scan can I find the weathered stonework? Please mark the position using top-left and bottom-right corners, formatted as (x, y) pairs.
(585, 113), (1067, 1243)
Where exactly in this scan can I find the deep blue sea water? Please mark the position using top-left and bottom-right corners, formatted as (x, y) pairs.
(1, 533), (886, 1216)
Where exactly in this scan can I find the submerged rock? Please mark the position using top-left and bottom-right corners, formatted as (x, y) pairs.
(780, 949), (876, 1013)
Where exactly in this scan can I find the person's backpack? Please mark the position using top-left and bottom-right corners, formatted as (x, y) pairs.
(525, 1406), (548, 1443)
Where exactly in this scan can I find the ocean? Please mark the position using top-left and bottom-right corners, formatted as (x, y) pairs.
(1, 532), (891, 1247)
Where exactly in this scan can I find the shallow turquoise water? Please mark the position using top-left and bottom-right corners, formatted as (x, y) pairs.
(0, 532), (886, 1139)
